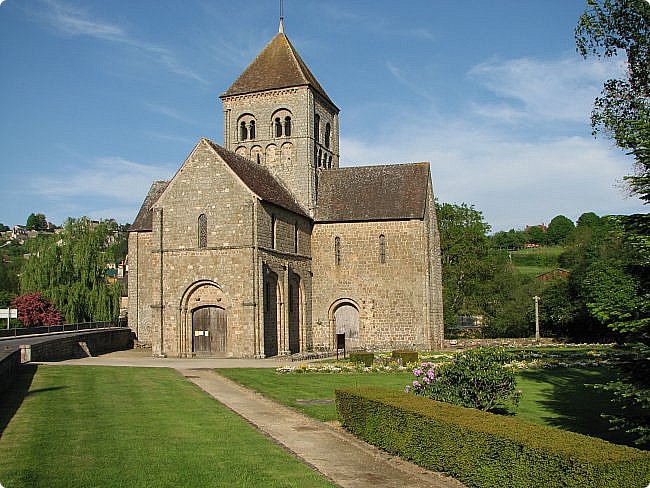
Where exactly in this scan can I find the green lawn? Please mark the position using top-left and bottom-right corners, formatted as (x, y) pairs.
(217, 368), (412, 421)
(217, 366), (640, 448)
(0, 365), (336, 488)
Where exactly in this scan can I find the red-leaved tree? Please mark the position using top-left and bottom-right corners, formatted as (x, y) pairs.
(10, 292), (62, 327)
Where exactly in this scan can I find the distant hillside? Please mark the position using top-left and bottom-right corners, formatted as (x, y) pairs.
(509, 245), (565, 278)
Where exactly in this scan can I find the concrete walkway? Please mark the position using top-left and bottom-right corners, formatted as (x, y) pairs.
(38, 350), (466, 488)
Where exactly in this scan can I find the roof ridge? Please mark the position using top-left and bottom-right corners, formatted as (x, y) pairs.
(333, 162), (430, 170)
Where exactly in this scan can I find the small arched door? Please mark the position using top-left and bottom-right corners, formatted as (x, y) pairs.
(334, 304), (359, 350)
(192, 306), (227, 355)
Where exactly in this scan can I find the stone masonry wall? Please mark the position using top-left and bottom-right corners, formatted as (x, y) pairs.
(312, 219), (435, 351)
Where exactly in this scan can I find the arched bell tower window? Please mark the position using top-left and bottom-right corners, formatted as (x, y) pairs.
(284, 116), (292, 137)
(198, 214), (207, 249)
(271, 109), (293, 138)
(324, 122), (331, 148)
(237, 114), (256, 141)
(314, 114), (320, 142)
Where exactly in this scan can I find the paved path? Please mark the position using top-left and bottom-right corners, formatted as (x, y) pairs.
(37, 350), (466, 488)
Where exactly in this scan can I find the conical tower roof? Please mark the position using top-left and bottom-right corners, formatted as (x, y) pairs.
(221, 32), (336, 108)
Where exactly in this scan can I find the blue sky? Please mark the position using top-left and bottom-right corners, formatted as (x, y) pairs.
(0, 0), (646, 231)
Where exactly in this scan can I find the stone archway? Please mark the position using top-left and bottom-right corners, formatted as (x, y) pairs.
(329, 299), (361, 351)
(179, 281), (227, 357)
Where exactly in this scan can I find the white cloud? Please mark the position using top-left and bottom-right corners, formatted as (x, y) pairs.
(31, 156), (174, 205)
(468, 54), (625, 123)
(38, 0), (207, 83)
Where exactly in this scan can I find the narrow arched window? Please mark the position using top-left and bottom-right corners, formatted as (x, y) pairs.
(240, 121), (248, 141)
(275, 118), (282, 137)
(271, 214), (277, 249)
(317, 149), (322, 168)
(324, 122), (331, 148)
(379, 234), (386, 263)
(249, 120), (256, 139)
(335, 236), (341, 266)
(198, 214), (207, 248)
(314, 114), (320, 142)
(284, 116), (292, 137)
(294, 222), (299, 254)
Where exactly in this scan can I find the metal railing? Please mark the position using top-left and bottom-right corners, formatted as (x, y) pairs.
(0, 317), (128, 339)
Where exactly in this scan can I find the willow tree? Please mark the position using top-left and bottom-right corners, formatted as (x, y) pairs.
(20, 217), (122, 323)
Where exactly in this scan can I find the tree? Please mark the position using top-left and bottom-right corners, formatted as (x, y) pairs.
(576, 0), (650, 202)
(524, 225), (547, 245)
(490, 229), (525, 250)
(10, 292), (62, 327)
(546, 215), (575, 245)
(0, 223), (9, 232)
(576, 211), (601, 228)
(25, 213), (48, 231)
(436, 202), (493, 328)
(20, 217), (123, 323)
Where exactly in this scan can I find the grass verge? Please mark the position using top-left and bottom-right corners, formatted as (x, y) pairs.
(0, 365), (336, 488)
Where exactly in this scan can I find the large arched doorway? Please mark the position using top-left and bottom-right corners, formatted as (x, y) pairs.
(332, 301), (360, 350)
(192, 306), (227, 356)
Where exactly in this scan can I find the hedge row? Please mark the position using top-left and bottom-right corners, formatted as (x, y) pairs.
(335, 387), (650, 488)
(349, 351), (374, 366)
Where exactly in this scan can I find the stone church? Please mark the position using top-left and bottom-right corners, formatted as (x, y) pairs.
(128, 23), (444, 357)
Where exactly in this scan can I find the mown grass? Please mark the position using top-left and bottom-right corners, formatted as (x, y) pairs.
(0, 365), (336, 488)
(217, 366), (640, 448)
(216, 368), (412, 421)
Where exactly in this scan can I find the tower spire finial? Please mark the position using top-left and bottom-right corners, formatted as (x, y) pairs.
(279, 0), (284, 33)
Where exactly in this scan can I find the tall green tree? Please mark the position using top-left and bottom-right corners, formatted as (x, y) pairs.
(20, 217), (122, 323)
(546, 215), (575, 245)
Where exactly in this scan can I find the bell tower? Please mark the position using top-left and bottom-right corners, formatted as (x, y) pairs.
(220, 25), (339, 215)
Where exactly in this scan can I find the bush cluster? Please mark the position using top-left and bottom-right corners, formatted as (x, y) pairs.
(348, 351), (373, 367)
(410, 347), (519, 411)
(391, 350), (418, 363)
(335, 387), (650, 488)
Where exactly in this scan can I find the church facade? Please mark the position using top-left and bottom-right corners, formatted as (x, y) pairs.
(127, 27), (444, 357)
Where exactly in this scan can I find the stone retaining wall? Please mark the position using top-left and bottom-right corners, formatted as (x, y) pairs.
(21, 328), (133, 362)
(0, 349), (21, 395)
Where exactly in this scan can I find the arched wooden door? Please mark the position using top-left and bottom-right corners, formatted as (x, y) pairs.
(192, 306), (227, 355)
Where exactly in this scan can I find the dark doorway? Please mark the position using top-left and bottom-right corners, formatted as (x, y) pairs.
(263, 270), (278, 357)
(192, 306), (227, 355)
(288, 273), (300, 353)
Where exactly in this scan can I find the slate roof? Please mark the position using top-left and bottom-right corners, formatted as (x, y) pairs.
(315, 163), (430, 222)
(204, 139), (308, 217)
(130, 180), (169, 231)
(221, 32), (336, 108)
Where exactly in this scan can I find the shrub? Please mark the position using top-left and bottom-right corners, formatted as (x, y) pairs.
(410, 347), (519, 411)
(336, 387), (650, 488)
(349, 351), (373, 367)
(391, 350), (418, 364)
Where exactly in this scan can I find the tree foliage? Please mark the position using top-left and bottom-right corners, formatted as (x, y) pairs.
(20, 217), (123, 323)
(546, 215), (575, 245)
(25, 213), (48, 231)
(576, 0), (650, 202)
(10, 292), (62, 327)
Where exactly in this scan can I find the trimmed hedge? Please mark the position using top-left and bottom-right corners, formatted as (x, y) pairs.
(335, 387), (650, 488)
(391, 350), (418, 363)
(349, 351), (374, 367)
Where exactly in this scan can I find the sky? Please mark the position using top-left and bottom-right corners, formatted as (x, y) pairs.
(0, 0), (646, 232)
